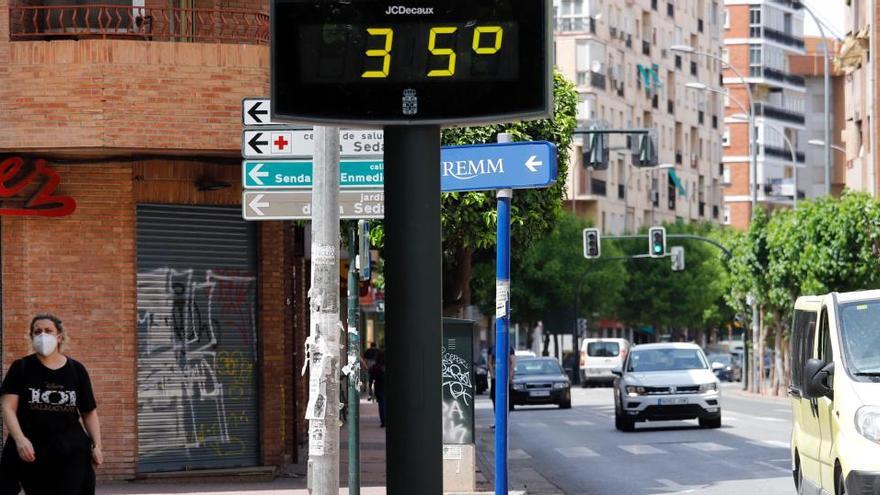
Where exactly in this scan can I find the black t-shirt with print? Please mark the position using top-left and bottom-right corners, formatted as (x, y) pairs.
(0, 354), (97, 439)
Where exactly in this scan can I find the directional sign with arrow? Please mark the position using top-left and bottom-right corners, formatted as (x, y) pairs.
(242, 190), (385, 220)
(439, 141), (558, 192)
(242, 128), (384, 159)
(242, 98), (285, 126)
(242, 160), (384, 189)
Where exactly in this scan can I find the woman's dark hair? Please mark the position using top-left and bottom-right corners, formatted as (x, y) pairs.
(29, 313), (66, 352)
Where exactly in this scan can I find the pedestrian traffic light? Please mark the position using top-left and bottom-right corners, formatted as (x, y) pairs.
(670, 246), (685, 271)
(583, 228), (601, 259)
(634, 134), (658, 168)
(648, 226), (666, 258)
(583, 132), (609, 170)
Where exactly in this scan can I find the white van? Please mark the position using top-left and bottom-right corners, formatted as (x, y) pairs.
(579, 338), (629, 386)
(790, 290), (880, 495)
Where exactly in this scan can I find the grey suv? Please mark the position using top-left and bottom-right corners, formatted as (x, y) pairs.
(613, 343), (722, 432)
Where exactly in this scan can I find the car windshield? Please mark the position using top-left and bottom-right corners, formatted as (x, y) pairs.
(839, 300), (880, 374)
(587, 342), (620, 357)
(627, 348), (708, 372)
(707, 354), (731, 365)
(515, 359), (563, 376)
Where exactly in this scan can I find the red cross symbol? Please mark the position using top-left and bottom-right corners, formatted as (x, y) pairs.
(274, 135), (289, 151)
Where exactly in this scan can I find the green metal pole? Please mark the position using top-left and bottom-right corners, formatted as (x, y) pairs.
(347, 225), (361, 495)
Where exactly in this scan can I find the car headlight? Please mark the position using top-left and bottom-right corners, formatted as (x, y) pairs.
(513, 383), (526, 391)
(626, 386), (646, 396)
(855, 406), (880, 444)
(553, 382), (569, 390)
(700, 382), (718, 393)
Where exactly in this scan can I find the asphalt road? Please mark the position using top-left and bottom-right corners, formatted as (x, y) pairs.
(475, 383), (797, 495)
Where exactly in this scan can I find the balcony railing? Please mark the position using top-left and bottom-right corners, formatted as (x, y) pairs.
(751, 66), (806, 88)
(754, 102), (806, 125)
(762, 27), (805, 49)
(762, 146), (806, 163)
(9, 4), (269, 44)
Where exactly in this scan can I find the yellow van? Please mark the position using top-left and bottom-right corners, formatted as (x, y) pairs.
(790, 291), (880, 495)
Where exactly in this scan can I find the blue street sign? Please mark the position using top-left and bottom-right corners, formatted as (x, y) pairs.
(440, 141), (557, 192)
(242, 160), (383, 189)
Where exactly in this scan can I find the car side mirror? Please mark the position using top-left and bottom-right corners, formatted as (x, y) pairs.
(804, 359), (834, 399)
(611, 367), (623, 377)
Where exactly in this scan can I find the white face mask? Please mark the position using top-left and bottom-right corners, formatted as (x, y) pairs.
(33, 333), (58, 357)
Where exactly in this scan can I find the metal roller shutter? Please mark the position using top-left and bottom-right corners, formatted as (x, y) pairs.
(136, 204), (259, 473)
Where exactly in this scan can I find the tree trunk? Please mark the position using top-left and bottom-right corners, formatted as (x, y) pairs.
(553, 333), (560, 361)
(542, 332), (550, 356)
(773, 323), (784, 396)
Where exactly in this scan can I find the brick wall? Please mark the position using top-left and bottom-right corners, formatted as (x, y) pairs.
(2, 161), (137, 480)
(0, 40), (268, 155)
(728, 202), (751, 231)
(3, 158), (299, 478)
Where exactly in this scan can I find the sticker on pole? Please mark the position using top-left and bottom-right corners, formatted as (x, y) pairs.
(496, 280), (510, 319)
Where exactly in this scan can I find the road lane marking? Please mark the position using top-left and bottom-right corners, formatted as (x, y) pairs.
(509, 449), (531, 460)
(515, 422), (548, 428)
(748, 440), (789, 449)
(555, 446), (599, 458)
(619, 444), (668, 455)
(755, 460), (793, 474)
(564, 420), (595, 426)
(685, 442), (735, 452)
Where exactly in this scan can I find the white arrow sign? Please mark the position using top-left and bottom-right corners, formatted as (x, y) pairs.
(525, 155), (543, 172)
(248, 163), (270, 185)
(248, 193), (270, 216)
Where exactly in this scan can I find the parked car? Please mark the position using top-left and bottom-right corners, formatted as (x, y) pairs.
(514, 349), (537, 358)
(706, 353), (742, 382)
(613, 343), (721, 432)
(790, 290), (880, 495)
(511, 357), (571, 409)
(580, 338), (629, 387)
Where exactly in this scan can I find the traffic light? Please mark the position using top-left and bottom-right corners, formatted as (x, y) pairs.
(583, 131), (609, 170)
(648, 226), (666, 258)
(583, 228), (601, 259)
(633, 134), (658, 168)
(670, 246), (685, 271)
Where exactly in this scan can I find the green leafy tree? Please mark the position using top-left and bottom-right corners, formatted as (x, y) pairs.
(369, 71), (579, 312)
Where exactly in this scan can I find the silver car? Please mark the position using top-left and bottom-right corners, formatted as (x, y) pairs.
(612, 343), (721, 432)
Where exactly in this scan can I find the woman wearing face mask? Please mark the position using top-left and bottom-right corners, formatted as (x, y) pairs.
(0, 314), (103, 495)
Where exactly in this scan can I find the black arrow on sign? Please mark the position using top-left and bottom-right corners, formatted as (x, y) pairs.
(248, 132), (268, 154)
(247, 101), (268, 123)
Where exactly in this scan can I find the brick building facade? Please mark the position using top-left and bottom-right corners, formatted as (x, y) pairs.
(0, 0), (309, 481)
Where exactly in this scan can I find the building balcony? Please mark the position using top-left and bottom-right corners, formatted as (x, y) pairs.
(762, 146), (806, 163)
(753, 102), (806, 125)
(750, 67), (806, 88)
(1, 2), (268, 154)
(557, 16), (597, 34)
(761, 27), (805, 50)
(768, 0), (803, 10)
(9, 3), (269, 44)
(590, 178), (607, 196)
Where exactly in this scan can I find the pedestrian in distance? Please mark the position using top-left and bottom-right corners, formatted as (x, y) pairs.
(369, 352), (386, 428)
(363, 342), (379, 401)
(0, 314), (104, 495)
(489, 347), (516, 427)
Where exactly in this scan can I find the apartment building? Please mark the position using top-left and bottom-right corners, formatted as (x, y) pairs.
(722, 0), (807, 229)
(555, 0), (726, 234)
(839, 0), (875, 194)
(789, 37), (846, 198)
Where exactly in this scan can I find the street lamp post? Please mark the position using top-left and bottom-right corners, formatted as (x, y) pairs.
(730, 114), (801, 210)
(800, 3), (833, 196)
(673, 44), (759, 392)
(808, 139), (846, 155)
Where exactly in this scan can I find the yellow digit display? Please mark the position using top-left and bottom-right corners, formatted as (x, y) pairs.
(361, 28), (394, 78)
(473, 26), (504, 54)
(427, 27), (458, 77)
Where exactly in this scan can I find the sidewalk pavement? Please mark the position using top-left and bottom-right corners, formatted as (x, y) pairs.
(98, 399), (388, 495)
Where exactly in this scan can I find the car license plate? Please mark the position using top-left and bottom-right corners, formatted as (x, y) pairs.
(658, 398), (688, 406)
(530, 391), (551, 397)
